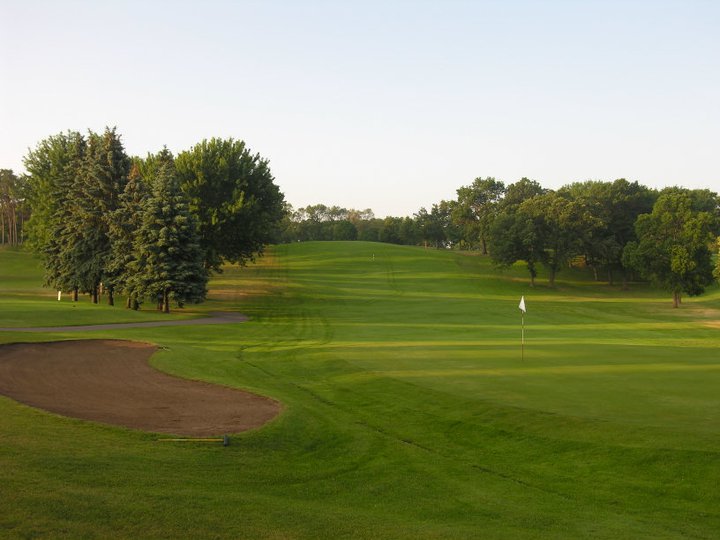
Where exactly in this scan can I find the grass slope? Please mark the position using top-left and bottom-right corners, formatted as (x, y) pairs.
(1, 242), (719, 539)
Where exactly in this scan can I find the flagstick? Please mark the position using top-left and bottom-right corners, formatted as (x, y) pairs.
(521, 311), (525, 361)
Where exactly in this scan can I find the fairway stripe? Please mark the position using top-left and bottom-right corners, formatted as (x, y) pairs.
(336, 363), (720, 381)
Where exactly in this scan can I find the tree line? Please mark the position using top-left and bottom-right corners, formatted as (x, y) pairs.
(7, 134), (719, 308)
(0, 169), (29, 246)
(18, 128), (284, 312)
(281, 178), (720, 307)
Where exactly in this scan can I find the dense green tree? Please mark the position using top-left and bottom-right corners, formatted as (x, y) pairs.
(357, 219), (382, 242)
(378, 217), (404, 244)
(491, 191), (597, 287)
(128, 149), (207, 313)
(23, 131), (81, 253)
(349, 209), (377, 241)
(517, 192), (597, 287)
(489, 178), (547, 285)
(416, 202), (455, 248)
(559, 179), (655, 286)
(623, 192), (716, 307)
(23, 129), (130, 303)
(73, 128), (131, 304)
(24, 132), (87, 300)
(399, 216), (420, 245)
(489, 210), (542, 286)
(499, 178), (546, 211)
(453, 177), (506, 254)
(332, 220), (358, 241)
(107, 163), (150, 309)
(175, 138), (285, 271)
(0, 169), (27, 246)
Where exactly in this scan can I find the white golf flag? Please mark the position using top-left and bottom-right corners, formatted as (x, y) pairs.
(519, 296), (526, 313)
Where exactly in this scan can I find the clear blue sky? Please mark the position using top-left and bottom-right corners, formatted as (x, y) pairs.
(1, 0), (718, 217)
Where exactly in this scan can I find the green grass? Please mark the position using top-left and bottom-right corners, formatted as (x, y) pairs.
(0, 247), (198, 328)
(1, 241), (719, 538)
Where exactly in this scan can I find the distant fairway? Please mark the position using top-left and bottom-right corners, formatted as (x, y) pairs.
(1, 242), (719, 539)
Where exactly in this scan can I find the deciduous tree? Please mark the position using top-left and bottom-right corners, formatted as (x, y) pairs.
(175, 138), (285, 271)
(453, 177), (505, 254)
(623, 192), (716, 307)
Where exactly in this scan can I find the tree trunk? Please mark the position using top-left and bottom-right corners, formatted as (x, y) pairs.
(163, 289), (170, 313)
(132, 297), (140, 311)
(11, 206), (17, 246)
(73, 287), (79, 302)
(608, 268), (614, 286)
(92, 286), (98, 304)
(672, 290), (681, 308)
(107, 287), (114, 306)
(481, 236), (487, 255)
(126, 296), (131, 309)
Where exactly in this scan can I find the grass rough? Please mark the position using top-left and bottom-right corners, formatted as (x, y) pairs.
(1, 242), (719, 539)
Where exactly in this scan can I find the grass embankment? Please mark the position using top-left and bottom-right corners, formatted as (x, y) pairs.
(1, 242), (719, 538)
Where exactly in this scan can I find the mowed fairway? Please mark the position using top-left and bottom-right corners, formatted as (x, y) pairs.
(1, 241), (719, 539)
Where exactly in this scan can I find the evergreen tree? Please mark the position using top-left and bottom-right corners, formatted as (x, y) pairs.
(73, 128), (130, 304)
(35, 132), (87, 300)
(129, 149), (207, 313)
(24, 132), (82, 249)
(107, 162), (149, 309)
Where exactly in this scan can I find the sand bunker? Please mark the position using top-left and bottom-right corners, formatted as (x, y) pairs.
(0, 340), (280, 436)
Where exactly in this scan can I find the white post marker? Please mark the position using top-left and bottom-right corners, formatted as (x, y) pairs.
(58, 290), (62, 301)
(519, 296), (526, 360)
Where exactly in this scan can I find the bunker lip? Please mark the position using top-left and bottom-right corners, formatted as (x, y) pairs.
(0, 340), (281, 436)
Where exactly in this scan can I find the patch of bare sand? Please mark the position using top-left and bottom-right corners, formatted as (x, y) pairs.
(0, 340), (281, 436)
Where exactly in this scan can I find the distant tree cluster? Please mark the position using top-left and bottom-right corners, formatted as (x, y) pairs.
(281, 178), (720, 306)
(21, 128), (284, 312)
(0, 169), (29, 246)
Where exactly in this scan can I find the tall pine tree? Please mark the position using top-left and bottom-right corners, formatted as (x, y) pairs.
(129, 149), (207, 313)
(74, 128), (130, 304)
(107, 162), (149, 309)
(38, 132), (87, 300)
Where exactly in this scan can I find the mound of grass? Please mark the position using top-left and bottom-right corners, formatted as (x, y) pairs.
(1, 242), (719, 538)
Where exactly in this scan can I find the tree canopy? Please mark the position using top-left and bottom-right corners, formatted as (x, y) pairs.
(13, 127), (719, 307)
(623, 191), (716, 307)
(174, 138), (285, 271)
(278, 179), (718, 304)
(20, 129), (284, 312)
